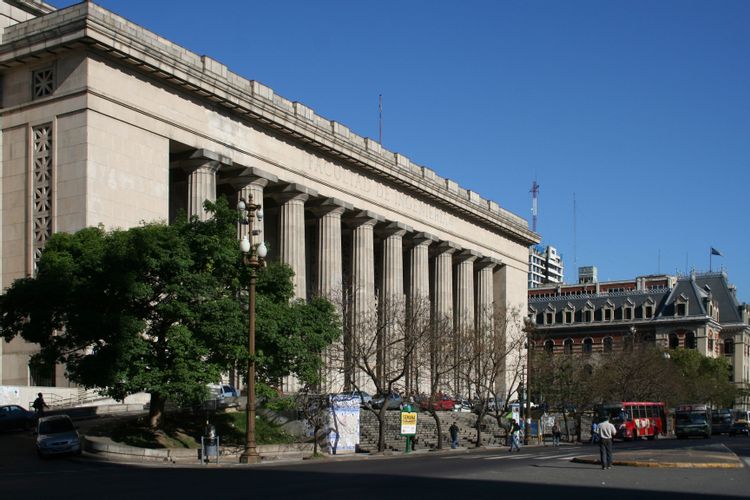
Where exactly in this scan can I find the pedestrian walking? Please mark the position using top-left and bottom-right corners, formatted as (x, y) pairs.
(552, 422), (562, 447)
(32, 392), (49, 416)
(597, 417), (617, 469)
(449, 422), (459, 449)
(509, 419), (522, 452)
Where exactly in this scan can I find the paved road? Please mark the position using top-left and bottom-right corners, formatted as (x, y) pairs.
(3, 429), (750, 499)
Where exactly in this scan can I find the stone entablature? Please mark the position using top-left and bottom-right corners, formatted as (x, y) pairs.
(0, 2), (538, 247)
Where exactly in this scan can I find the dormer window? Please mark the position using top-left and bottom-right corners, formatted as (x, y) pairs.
(545, 312), (554, 325)
(565, 310), (573, 324)
(644, 305), (654, 318)
(675, 295), (688, 317)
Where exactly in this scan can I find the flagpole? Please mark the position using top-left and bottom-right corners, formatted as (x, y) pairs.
(709, 247), (712, 272)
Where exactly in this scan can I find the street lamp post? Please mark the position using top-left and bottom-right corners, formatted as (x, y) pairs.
(238, 197), (267, 464)
(523, 320), (534, 445)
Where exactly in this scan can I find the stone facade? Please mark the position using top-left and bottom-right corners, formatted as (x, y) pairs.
(0, 1), (538, 393)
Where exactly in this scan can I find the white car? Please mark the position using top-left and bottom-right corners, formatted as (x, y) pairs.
(36, 415), (82, 457)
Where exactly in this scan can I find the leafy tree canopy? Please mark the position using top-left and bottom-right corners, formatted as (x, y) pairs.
(1, 198), (340, 427)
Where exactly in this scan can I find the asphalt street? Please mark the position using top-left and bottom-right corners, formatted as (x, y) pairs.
(3, 428), (750, 500)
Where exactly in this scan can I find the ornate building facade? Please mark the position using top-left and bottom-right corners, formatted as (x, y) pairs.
(528, 271), (750, 405)
(0, 1), (538, 394)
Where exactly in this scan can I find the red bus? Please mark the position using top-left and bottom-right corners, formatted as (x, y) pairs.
(597, 402), (666, 440)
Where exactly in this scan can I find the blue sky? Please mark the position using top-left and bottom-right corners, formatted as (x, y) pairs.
(51, 1), (750, 302)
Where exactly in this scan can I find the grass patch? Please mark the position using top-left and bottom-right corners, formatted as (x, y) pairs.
(88, 409), (296, 449)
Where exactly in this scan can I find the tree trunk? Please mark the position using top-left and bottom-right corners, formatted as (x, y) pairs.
(148, 392), (165, 430)
(475, 410), (485, 447)
(313, 424), (319, 455)
(431, 410), (443, 450)
(562, 410), (570, 442)
(377, 404), (388, 452)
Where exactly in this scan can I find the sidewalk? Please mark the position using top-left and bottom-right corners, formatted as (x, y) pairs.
(572, 442), (743, 469)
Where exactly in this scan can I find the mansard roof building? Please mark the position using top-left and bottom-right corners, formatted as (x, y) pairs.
(528, 271), (750, 397)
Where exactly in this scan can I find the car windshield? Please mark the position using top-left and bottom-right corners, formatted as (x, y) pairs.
(677, 413), (706, 425)
(39, 418), (74, 434)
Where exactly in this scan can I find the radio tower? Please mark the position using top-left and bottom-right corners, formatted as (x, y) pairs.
(530, 180), (539, 233)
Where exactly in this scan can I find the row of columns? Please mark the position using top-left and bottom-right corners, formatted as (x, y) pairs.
(174, 151), (503, 395)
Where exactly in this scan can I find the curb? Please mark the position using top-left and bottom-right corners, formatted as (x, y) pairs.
(571, 456), (743, 469)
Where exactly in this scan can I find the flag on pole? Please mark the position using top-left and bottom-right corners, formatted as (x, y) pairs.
(710, 247), (723, 257)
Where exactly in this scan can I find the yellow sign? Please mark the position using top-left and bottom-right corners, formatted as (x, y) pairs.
(401, 412), (417, 435)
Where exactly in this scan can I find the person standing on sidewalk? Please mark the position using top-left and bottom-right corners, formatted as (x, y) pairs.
(509, 419), (522, 452)
(449, 422), (459, 449)
(551, 422), (562, 447)
(597, 417), (617, 469)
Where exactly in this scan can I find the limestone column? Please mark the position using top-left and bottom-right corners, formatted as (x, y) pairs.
(475, 257), (499, 397)
(270, 184), (317, 301)
(406, 232), (436, 394)
(347, 211), (384, 391)
(378, 222), (410, 385)
(230, 167), (277, 247)
(475, 257), (500, 337)
(432, 241), (458, 394)
(455, 250), (479, 396)
(176, 149), (229, 221)
(312, 199), (351, 303)
(311, 198), (351, 392)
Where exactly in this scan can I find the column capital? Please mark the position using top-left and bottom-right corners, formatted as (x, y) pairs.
(171, 148), (230, 174)
(377, 221), (412, 239)
(432, 240), (461, 256)
(224, 166), (278, 190)
(308, 197), (353, 217)
(346, 210), (384, 229)
(455, 249), (481, 264)
(268, 183), (318, 203)
(409, 231), (438, 247)
(476, 256), (503, 270)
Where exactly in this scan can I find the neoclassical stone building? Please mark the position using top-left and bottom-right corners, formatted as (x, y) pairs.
(0, 1), (538, 394)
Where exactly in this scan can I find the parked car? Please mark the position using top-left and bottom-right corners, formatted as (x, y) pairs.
(36, 414), (81, 457)
(205, 384), (240, 408)
(0, 404), (34, 431)
(711, 409), (734, 435)
(730, 419), (749, 436)
(419, 395), (455, 412)
(371, 393), (402, 410)
(452, 399), (472, 413)
(337, 391), (373, 407)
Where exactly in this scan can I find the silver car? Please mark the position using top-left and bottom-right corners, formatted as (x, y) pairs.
(36, 415), (82, 457)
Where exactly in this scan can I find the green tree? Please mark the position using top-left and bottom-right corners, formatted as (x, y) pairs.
(668, 349), (736, 407)
(1, 199), (340, 429)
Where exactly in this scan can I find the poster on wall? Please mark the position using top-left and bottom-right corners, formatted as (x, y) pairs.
(327, 394), (360, 454)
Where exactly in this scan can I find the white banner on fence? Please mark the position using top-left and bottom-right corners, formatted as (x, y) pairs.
(327, 395), (360, 454)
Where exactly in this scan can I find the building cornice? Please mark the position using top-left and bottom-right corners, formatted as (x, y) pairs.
(0, 2), (540, 247)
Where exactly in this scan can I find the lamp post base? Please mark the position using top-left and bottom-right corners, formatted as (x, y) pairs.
(239, 450), (261, 464)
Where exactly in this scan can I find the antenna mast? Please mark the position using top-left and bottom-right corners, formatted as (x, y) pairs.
(573, 192), (577, 270)
(530, 181), (539, 233)
(378, 94), (383, 145)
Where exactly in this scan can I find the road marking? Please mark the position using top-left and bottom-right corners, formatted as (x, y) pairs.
(534, 453), (580, 461)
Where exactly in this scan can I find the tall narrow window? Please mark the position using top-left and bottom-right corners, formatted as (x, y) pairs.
(32, 124), (53, 273)
(603, 337), (614, 353)
(583, 338), (593, 354)
(563, 338), (573, 354)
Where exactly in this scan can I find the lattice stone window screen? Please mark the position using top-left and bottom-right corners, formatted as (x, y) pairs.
(32, 124), (53, 273)
(32, 68), (54, 99)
